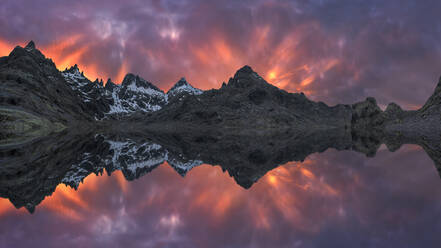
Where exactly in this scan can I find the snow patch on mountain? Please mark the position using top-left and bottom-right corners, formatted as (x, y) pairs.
(167, 77), (203, 99)
(107, 86), (129, 114)
(61, 165), (92, 189)
(106, 85), (165, 114)
(61, 152), (104, 189)
(62, 69), (204, 116)
(105, 140), (167, 174)
(60, 135), (206, 188)
(168, 158), (203, 177)
(62, 65), (100, 103)
(105, 75), (168, 114)
(126, 81), (167, 98)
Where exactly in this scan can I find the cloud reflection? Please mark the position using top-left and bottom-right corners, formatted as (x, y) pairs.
(1, 146), (441, 247)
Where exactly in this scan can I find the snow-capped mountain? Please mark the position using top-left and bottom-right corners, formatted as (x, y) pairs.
(62, 64), (91, 97)
(105, 139), (167, 180)
(62, 66), (203, 117)
(168, 155), (203, 177)
(167, 77), (203, 101)
(60, 135), (203, 188)
(105, 74), (168, 114)
(62, 65), (113, 119)
(61, 152), (105, 189)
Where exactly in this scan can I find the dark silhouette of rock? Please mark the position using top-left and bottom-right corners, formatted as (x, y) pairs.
(147, 65), (352, 130)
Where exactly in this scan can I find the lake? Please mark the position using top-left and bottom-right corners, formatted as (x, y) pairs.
(0, 131), (440, 248)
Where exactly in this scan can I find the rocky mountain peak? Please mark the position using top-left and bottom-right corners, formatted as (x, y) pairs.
(420, 75), (441, 114)
(104, 78), (117, 91)
(234, 65), (254, 78)
(25, 40), (36, 51)
(8, 40), (47, 63)
(167, 77), (203, 98)
(63, 64), (81, 75)
(121, 73), (137, 86)
(172, 77), (188, 88)
(121, 73), (163, 93)
(429, 76), (441, 99)
(228, 65), (266, 88)
(93, 78), (104, 87)
(104, 74), (167, 115)
(5, 40), (59, 78)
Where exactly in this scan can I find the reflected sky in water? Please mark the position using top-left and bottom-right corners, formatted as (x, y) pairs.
(1, 145), (441, 248)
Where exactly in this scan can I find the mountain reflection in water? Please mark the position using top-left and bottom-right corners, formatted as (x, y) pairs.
(1, 130), (441, 247)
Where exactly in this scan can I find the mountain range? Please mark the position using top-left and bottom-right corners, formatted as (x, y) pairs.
(2, 41), (441, 140)
(2, 40), (441, 212)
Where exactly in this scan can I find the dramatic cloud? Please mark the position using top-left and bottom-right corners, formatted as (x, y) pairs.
(1, 0), (441, 108)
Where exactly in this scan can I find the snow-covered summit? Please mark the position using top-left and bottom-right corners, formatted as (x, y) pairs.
(167, 77), (203, 99)
(122, 73), (166, 98)
(168, 157), (203, 177)
(63, 64), (85, 81)
(60, 136), (204, 188)
(62, 65), (96, 96)
(61, 65), (114, 119)
(105, 73), (168, 114)
(61, 67), (205, 117)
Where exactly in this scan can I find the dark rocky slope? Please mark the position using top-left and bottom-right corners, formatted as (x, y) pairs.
(61, 64), (114, 119)
(0, 41), (99, 122)
(146, 65), (352, 130)
(0, 42), (102, 145)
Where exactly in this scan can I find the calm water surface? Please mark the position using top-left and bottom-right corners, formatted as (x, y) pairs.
(0, 145), (441, 248)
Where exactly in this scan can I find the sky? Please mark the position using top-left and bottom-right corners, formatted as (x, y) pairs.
(1, 0), (441, 108)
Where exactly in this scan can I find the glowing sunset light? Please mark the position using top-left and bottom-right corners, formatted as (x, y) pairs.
(268, 71), (277, 80)
(114, 171), (129, 194)
(114, 60), (129, 84)
(254, 205), (271, 229)
(0, 198), (13, 217)
(0, 39), (14, 57)
(300, 168), (315, 179)
(300, 75), (315, 87)
(267, 174), (278, 185)
(41, 188), (85, 221)
(0, 37), (128, 85)
(57, 185), (90, 210)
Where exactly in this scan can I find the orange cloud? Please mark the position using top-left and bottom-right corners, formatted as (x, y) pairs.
(0, 38), (14, 57)
(37, 171), (110, 220)
(0, 198), (13, 217)
(1, 27), (339, 96)
(115, 59), (128, 84)
(0, 37), (128, 85)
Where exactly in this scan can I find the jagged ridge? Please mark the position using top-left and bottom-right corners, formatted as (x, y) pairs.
(3, 41), (441, 130)
(61, 66), (203, 118)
